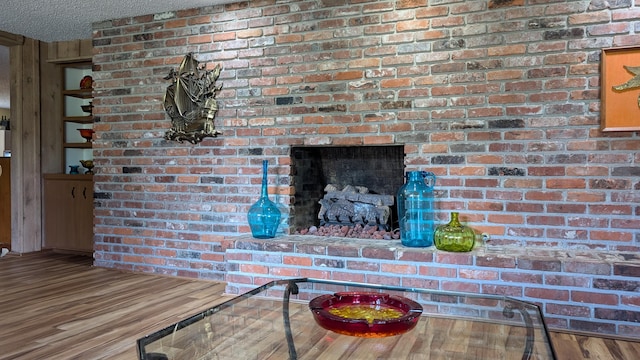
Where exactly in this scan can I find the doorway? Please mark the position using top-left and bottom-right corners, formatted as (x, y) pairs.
(0, 45), (9, 251)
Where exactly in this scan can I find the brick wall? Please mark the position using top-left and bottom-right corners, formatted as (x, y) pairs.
(91, 0), (640, 337)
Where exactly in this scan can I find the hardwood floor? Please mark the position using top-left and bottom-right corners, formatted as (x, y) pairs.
(1, 251), (638, 359)
(551, 332), (640, 360)
(0, 252), (228, 359)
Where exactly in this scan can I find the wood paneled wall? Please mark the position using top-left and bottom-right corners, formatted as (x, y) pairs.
(8, 36), (42, 253)
(0, 31), (92, 253)
(47, 39), (92, 62)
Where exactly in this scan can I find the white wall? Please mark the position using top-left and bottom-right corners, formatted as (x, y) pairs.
(0, 46), (8, 109)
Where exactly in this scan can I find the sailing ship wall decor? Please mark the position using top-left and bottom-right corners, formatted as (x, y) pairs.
(163, 53), (223, 143)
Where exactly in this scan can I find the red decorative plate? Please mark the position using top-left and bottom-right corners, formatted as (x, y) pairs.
(309, 292), (423, 337)
(80, 75), (93, 90)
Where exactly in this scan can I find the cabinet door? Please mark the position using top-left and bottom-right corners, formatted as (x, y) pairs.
(0, 158), (10, 248)
(43, 179), (73, 249)
(73, 182), (94, 251)
(43, 177), (93, 252)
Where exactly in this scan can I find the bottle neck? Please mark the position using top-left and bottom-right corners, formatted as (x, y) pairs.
(261, 160), (269, 197)
(407, 171), (422, 182)
(450, 212), (461, 225)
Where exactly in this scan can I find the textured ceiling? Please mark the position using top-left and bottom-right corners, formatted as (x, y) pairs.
(0, 0), (237, 42)
(0, 0), (239, 109)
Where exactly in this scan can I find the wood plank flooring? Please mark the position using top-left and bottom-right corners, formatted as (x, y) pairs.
(550, 332), (640, 360)
(1, 251), (638, 359)
(0, 252), (228, 359)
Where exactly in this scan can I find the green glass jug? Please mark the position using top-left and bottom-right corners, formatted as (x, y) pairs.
(434, 212), (475, 252)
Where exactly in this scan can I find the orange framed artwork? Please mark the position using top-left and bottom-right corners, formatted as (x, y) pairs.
(601, 46), (640, 132)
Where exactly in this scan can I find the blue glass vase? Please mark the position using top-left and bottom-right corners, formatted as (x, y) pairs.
(396, 171), (436, 247)
(248, 160), (281, 239)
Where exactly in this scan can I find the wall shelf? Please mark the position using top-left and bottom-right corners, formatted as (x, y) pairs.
(62, 89), (92, 99)
(60, 61), (93, 174)
(63, 142), (92, 149)
(63, 116), (93, 123)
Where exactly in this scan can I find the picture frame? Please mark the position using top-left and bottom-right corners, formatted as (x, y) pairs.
(601, 46), (640, 132)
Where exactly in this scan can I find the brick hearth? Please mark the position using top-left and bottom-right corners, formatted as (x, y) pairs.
(224, 235), (640, 337)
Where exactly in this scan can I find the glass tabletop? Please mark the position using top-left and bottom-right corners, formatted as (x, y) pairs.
(137, 278), (556, 360)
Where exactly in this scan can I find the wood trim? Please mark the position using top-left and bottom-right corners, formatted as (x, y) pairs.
(46, 39), (92, 63)
(0, 30), (24, 46)
(10, 38), (42, 253)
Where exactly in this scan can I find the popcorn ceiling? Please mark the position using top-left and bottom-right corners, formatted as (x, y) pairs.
(0, 0), (236, 43)
(0, 0), (236, 108)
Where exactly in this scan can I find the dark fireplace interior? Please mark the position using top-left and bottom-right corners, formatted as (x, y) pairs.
(290, 145), (405, 234)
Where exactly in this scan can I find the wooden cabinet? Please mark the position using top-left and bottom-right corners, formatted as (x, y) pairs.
(43, 175), (94, 253)
(0, 157), (10, 249)
(42, 55), (94, 254)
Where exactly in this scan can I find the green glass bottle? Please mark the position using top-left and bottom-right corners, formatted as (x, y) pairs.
(434, 212), (475, 252)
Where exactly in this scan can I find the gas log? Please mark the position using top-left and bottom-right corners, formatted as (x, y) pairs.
(296, 224), (400, 240)
(317, 184), (394, 230)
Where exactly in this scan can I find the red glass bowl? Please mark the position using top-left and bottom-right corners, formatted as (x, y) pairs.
(78, 128), (94, 142)
(309, 292), (423, 337)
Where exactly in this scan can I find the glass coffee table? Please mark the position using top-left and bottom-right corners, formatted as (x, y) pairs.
(137, 278), (556, 359)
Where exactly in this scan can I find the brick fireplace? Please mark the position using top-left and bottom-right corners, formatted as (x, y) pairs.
(291, 145), (404, 232)
(91, 1), (640, 338)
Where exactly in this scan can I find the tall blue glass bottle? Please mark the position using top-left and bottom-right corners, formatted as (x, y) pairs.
(396, 171), (436, 247)
(247, 160), (281, 239)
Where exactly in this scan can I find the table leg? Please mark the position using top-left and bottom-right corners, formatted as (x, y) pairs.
(503, 300), (535, 360)
(283, 281), (300, 360)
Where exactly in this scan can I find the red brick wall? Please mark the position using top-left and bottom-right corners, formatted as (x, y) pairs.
(91, 1), (640, 337)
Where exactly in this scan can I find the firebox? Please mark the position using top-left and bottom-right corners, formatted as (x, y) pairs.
(290, 145), (405, 233)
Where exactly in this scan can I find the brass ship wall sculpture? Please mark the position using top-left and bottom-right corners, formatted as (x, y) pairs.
(612, 65), (640, 109)
(164, 53), (222, 144)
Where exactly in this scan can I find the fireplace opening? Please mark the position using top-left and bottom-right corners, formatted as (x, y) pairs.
(290, 145), (405, 238)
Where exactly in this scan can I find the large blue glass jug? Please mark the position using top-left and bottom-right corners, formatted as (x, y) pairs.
(396, 171), (436, 247)
(247, 160), (281, 239)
